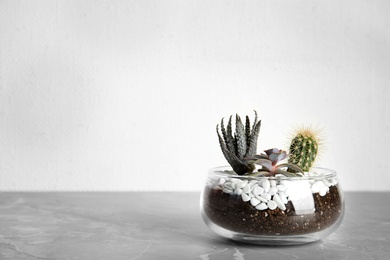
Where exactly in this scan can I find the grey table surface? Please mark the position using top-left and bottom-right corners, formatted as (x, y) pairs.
(0, 192), (388, 260)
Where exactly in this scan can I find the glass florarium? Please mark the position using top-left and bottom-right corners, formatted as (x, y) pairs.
(200, 111), (344, 245)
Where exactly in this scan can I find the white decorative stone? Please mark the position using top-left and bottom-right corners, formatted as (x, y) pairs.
(248, 182), (257, 189)
(277, 184), (286, 192)
(268, 186), (278, 196)
(242, 184), (251, 193)
(262, 180), (270, 192)
(278, 192), (288, 204)
(270, 180), (277, 187)
(311, 181), (324, 193)
(218, 178), (226, 185)
(260, 193), (271, 201)
(223, 188), (232, 194)
(280, 180), (288, 186)
(319, 187), (328, 196)
(250, 183), (259, 191)
(241, 193), (251, 202)
(234, 188), (243, 195)
(255, 195), (268, 203)
(267, 200), (277, 210)
(288, 180), (315, 214)
(329, 178), (338, 185)
(252, 186), (264, 196)
(224, 182), (233, 189)
(242, 184), (251, 194)
(273, 194), (286, 210)
(250, 198), (261, 206)
(236, 180), (248, 189)
(256, 203), (268, 210)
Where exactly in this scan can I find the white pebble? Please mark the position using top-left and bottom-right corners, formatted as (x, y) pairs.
(218, 178), (226, 185)
(224, 182), (233, 189)
(252, 186), (264, 196)
(319, 187), (328, 196)
(311, 181), (325, 193)
(278, 192), (288, 204)
(242, 184), (251, 194)
(241, 193), (251, 202)
(273, 194), (286, 210)
(267, 200), (277, 210)
(248, 182), (257, 189)
(262, 180), (270, 192)
(223, 188), (232, 194)
(256, 203), (268, 210)
(270, 180), (277, 187)
(250, 198), (261, 206)
(277, 184), (286, 192)
(260, 193), (271, 201)
(250, 183), (259, 191)
(268, 186), (278, 196)
(236, 180), (248, 189)
(255, 195), (269, 203)
(234, 188), (243, 195)
(329, 178), (338, 185)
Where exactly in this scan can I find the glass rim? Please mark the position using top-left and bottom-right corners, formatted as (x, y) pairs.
(208, 166), (337, 180)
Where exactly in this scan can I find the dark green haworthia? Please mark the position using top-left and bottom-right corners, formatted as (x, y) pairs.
(288, 132), (319, 172)
(217, 111), (261, 175)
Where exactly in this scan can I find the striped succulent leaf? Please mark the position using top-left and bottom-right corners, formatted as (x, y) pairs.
(246, 112), (261, 158)
(235, 114), (247, 159)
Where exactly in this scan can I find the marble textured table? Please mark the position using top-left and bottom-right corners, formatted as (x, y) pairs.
(0, 192), (389, 259)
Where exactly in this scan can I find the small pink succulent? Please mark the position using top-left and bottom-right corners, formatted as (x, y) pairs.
(264, 148), (288, 166)
(245, 148), (303, 177)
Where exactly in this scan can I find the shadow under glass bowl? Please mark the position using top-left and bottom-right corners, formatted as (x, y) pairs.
(200, 166), (344, 245)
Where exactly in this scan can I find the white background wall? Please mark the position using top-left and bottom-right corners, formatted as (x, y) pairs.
(0, 0), (389, 191)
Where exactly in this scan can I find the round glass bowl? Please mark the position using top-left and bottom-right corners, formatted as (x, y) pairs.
(200, 166), (344, 245)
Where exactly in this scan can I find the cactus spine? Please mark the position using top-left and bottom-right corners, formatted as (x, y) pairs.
(288, 129), (320, 172)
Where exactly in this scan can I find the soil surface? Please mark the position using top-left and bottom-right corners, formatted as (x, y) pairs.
(203, 185), (342, 235)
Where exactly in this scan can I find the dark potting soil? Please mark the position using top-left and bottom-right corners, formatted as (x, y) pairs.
(203, 185), (342, 235)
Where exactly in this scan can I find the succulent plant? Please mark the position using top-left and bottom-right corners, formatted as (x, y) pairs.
(246, 148), (304, 177)
(288, 128), (320, 172)
(216, 111), (261, 175)
(216, 111), (304, 177)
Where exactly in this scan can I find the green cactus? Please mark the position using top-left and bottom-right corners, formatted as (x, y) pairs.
(288, 129), (320, 172)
